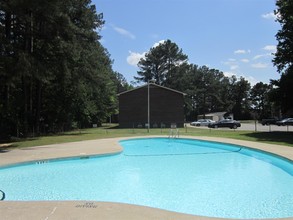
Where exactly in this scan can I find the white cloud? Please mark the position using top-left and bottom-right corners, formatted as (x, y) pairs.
(241, 59), (249, 63)
(222, 58), (237, 65)
(234, 50), (246, 54)
(263, 45), (276, 52)
(234, 49), (251, 54)
(152, 40), (166, 48)
(112, 25), (136, 39)
(241, 75), (258, 86)
(251, 62), (269, 68)
(224, 72), (257, 85)
(251, 45), (275, 60)
(223, 71), (236, 78)
(126, 40), (167, 67)
(253, 53), (272, 60)
(127, 51), (146, 66)
(262, 12), (277, 20)
(253, 54), (265, 60)
(222, 59), (239, 71)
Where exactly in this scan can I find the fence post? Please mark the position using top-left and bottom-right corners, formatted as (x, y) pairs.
(254, 119), (257, 132)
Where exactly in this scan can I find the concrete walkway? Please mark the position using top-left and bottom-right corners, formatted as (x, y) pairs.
(0, 136), (292, 220)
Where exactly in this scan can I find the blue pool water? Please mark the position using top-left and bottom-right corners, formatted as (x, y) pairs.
(0, 138), (293, 219)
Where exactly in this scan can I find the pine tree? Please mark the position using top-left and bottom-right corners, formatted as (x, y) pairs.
(0, 0), (117, 138)
(135, 39), (188, 85)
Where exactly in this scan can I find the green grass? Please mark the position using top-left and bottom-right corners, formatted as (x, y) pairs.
(1, 123), (292, 149)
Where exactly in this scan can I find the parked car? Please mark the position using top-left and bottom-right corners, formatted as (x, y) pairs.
(276, 118), (293, 126)
(190, 119), (215, 126)
(208, 119), (241, 129)
(261, 118), (278, 125)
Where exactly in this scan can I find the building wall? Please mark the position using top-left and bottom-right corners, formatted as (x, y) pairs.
(118, 85), (184, 128)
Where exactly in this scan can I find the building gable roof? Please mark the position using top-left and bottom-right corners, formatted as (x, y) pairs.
(117, 83), (186, 96)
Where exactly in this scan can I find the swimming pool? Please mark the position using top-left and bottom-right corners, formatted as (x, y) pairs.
(0, 138), (292, 219)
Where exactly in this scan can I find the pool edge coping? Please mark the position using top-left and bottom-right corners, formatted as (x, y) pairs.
(0, 135), (293, 220)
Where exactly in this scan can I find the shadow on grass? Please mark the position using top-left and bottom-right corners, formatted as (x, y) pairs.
(105, 125), (120, 129)
(0, 144), (17, 153)
(0, 148), (10, 153)
(241, 131), (293, 146)
(54, 132), (90, 136)
(1, 133), (78, 142)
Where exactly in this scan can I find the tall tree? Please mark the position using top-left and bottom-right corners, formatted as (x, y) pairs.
(273, 0), (293, 116)
(230, 77), (251, 119)
(111, 71), (133, 94)
(250, 82), (272, 119)
(135, 39), (188, 85)
(0, 0), (116, 138)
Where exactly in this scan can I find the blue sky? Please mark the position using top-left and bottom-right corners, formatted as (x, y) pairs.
(93, 0), (280, 85)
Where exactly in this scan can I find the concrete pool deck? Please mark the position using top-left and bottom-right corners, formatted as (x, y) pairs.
(0, 136), (292, 220)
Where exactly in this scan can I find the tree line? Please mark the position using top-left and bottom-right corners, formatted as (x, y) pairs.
(135, 0), (293, 122)
(0, 0), (292, 139)
(0, 0), (130, 139)
(135, 39), (277, 122)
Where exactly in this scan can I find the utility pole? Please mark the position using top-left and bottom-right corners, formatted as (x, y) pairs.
(147, 80), (150, 133)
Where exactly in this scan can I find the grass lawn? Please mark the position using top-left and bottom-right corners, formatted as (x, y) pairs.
(2, 124), (293, 148)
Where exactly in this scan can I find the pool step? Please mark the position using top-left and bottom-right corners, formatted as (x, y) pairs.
(168, 128), (179, 138)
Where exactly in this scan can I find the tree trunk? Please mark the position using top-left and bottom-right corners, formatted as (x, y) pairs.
(35, 80), (42, 135)
(22, 76), (28, 136)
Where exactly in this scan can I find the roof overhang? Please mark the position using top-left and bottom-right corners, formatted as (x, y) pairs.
(117, 83), (186, 96)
